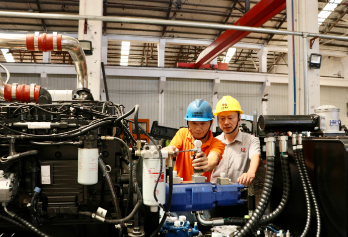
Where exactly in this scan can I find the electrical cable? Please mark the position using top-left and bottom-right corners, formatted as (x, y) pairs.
(298, 147), (321, 237)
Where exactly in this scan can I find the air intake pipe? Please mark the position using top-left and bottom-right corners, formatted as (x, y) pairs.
(0, 32), (89, 102)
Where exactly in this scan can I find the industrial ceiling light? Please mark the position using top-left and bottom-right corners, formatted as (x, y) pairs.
(1, 49), (15, 62)
(120, 41), (130, 66)
(318, 0), (343, 27)
(222, 48), (236, 64)
(309, 53), (322, 69)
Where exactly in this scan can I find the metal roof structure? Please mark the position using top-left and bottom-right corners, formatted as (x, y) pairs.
(1, 0), (348, 72)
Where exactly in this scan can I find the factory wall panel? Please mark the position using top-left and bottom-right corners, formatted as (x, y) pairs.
(320, 57), (344, 78)
(106, 76), (159, 127)
(164, 78), (213, 128)
(1, 73), (40, 85)
(321, 86), (348, 127)
(268, 83), (289, 115)
(47, 74), (77, 90)
(219, 81), (263, 117)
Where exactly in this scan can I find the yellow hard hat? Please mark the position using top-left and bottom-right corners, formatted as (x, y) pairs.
(214, 96), (244, 116)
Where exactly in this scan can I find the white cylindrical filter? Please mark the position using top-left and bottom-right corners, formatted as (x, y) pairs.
(142, 145), (166, 211)
(78, 148), (98, 185)
(315, 105), (340, 132)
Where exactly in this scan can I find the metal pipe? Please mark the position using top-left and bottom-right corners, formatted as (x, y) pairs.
(2, 11), (348, 42)
(195, 212), (224, 226)
(302, 35), (309, 115)
(245, 0), (250, 12)
(0, 33), (88, 89)
(61, 35), (88, 89)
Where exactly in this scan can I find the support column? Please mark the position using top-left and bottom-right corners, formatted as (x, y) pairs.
(341, 56), (348, 79)
(257, 46), (268, 73)
(42, 52), (51, 63)
(78, 0), (103, 99)
(159, 76), (166, 125)
(157, 39), (165, 68)
(40, 72), (48, 89)
(258, 47), (269, 114)
(287, 0), (320, 115)
(212, 78), (220, 133)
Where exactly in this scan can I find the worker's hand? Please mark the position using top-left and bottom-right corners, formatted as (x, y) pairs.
(162, 145), (179, 157)
(237, 172), (255, 186)
(191, 152), (209, 171)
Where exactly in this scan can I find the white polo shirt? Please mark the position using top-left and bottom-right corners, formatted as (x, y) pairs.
(211, 131), (261, 183)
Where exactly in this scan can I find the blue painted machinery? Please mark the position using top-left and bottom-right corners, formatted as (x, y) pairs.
(159, 220), (200, 237)
(165, 183), (245, 212)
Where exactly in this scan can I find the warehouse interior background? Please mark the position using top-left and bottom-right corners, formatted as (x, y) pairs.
(1, 0), (348, 130)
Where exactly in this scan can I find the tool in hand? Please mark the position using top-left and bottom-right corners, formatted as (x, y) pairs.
(192, 140), (203, 176)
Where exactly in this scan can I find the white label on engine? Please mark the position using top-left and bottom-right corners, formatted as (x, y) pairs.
(28, 122), (51, 129)
(41, 165), (51, 184)
(330, 120), (339, 126)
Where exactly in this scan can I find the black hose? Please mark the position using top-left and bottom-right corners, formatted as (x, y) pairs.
(1, 150), (38, 163)
(0, 214), (30, 232)
(0, 106), (136, 140)
(134, 105), (141, 141)
(120, 123), (137, 144)
(104, 159), (142, 224)
(259, 153), (291, 225)
(98, 155), (122, 219)
(299, 147), (321, 237)
(150, 166), (173, 237)
(6, 211), (50, 237)
(294, 148), (311, 237)
(79, 160), (142, 225)
(235, 155), (275, 237)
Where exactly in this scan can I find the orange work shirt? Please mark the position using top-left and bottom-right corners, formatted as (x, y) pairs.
(170, 128), (225, 182)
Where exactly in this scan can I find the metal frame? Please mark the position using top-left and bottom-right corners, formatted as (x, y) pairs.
(2, 11), (348, 115)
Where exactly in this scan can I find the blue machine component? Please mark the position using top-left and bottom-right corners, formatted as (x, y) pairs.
(160, 221), (200, 237)
(165, 183), (244, 212)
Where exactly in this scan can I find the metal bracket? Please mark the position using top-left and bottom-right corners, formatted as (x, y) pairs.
(310, 36), (318, 49)
(84, 18), (88, 34)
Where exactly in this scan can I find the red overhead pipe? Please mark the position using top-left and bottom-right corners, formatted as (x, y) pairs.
(179, 0), (286, 69)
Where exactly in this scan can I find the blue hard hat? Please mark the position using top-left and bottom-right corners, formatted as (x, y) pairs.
(185, 99), (214, 121)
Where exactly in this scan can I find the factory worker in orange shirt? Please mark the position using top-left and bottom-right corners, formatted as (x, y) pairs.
(162, 99), (225, 182)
